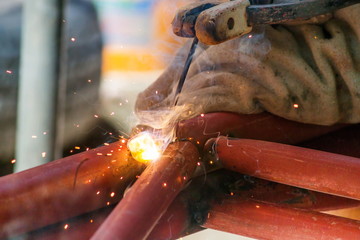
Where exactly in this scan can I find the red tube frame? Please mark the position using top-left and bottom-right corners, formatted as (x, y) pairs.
(20, 170), (360, 240)
(177, 112), (344, 148)
(91, 141), (198, 240)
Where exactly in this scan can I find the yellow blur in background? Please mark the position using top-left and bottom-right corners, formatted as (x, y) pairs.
(94, 0), (188, 133)
(101, 0), (189, 72)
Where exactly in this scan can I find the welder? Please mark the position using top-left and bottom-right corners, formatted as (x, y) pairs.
(136, 0), (360, 127)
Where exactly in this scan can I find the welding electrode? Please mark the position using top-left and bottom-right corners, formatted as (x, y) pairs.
(174, 37), (199, 106)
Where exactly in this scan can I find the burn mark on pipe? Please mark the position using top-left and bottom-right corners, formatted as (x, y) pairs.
(73, 158), (90, 189)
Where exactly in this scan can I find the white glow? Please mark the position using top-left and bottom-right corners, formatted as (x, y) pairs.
(128, 132), (161, 163)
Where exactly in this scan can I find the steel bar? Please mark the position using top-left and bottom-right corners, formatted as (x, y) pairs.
(19, 195), (360, 240)
(0, 141), (144, 239)
(174, 37), (199, 106)
(91, 141), (198, 240)
(214, 137), (360, 200)
(203, 198), (360, 240)
(214, 174), (360, 212)
(172, 0), (225, 38)
(176, 112), (344, 148)
(15, 0), (64, 171)
(172, 0), (359, 38)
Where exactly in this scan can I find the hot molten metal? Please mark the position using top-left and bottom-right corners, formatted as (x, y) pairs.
(128, 132), (162, 163)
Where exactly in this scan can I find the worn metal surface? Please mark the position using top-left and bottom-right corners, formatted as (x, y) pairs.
(172, 1), (223, 38)
(21, 169), (360, 239)
(215, 137), (360, 201)
(203, 198), (360, 240)
(173, 0), (360, 39)
(248, 0), (360, 25)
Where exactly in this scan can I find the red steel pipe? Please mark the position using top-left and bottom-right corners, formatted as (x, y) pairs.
(91, 141), (198, 240)
(21, 190), (360, 240)
(177, 112), (344, 148)
(203, 198), (360, 240)
(0, 140), (145, 239)
(0, 113), (355, 239)
(24, 207), (113, 240)
(214, 137), (360, 200)
(221, 174), (360, 212)
(146, 197), (192, 240)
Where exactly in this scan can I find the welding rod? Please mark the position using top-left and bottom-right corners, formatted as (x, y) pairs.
(174, 37), (199, 106)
